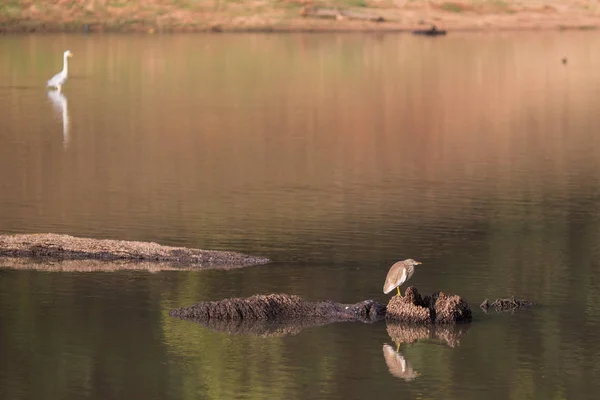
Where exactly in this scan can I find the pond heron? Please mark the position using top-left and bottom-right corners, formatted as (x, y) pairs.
(47, 50), (73, 92)
(383, 259), (422, 296)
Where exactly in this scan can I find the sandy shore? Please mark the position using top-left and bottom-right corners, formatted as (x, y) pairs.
(0, 233), (270, 269)
(1, 1), (599, 33)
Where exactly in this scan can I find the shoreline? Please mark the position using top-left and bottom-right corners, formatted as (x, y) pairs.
(1, 20), (598, 35)
(2, 2), (600, 35)
(0, 24), (600, 36)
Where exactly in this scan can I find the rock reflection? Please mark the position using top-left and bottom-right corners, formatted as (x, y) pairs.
(382, 344), (419, 382)
(386, 322), (470, 348)
(178, 317), (337, 338)
(47, 89), (70, 148)
(383, 323), (470, 381)
(0, 257), (248, 272)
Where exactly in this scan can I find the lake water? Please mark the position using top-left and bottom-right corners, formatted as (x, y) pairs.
(1, 32), (600, 400)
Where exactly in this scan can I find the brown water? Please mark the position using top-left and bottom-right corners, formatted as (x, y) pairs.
(1, 32), (600, 400)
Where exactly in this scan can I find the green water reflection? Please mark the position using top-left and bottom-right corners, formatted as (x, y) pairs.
(1, 32), (600, 399)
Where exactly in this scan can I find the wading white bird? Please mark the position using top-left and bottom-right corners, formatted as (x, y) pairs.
(383, 258), (422, 296)
(47, 50), (73, 92)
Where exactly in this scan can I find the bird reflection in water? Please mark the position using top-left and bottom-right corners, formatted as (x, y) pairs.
(382, 344), (420, 381)
(47, 90), (70, 148)
(382, 322), (470, 381)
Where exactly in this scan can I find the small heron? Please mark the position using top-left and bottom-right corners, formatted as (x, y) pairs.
(383, 259), (422, 296)
(47, 50), (73, 92)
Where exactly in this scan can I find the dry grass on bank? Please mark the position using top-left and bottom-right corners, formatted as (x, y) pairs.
(1, 1), (600, 32)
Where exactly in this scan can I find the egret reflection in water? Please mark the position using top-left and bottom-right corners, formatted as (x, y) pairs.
(47, 89), (70, 148)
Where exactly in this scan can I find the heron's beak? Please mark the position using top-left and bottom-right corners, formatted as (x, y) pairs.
(416, 261), (422, 265)
(69, 53), (73, 58)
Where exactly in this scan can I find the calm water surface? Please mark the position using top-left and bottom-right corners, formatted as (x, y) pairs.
(1, 32), (600, 400)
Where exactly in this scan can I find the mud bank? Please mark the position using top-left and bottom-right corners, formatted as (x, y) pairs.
(0, 234), (270, 268)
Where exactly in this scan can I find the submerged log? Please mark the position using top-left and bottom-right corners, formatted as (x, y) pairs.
(385, 287), (472, 324)
(480, 297), (534, 312)
(169, 294), (386, 324)
(0, 233), (270, 268)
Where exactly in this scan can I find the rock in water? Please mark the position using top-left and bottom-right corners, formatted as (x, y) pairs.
(385, 287), (472, 324)
(170, 294), (387, 323)
(480, 297), (534, 312)
(170, 289), (471, 335)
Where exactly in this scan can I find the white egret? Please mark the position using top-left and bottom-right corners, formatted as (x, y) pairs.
(47, 50), (73, 92)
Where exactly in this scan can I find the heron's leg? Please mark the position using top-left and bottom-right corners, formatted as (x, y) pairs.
(396, 287), (401, 297)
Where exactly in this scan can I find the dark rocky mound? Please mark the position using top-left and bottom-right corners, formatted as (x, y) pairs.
(385, 287), (472, 324)
(0, 233), (270, 268)
(169, 294), (386, 324)
(480, 297), (534, 312)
